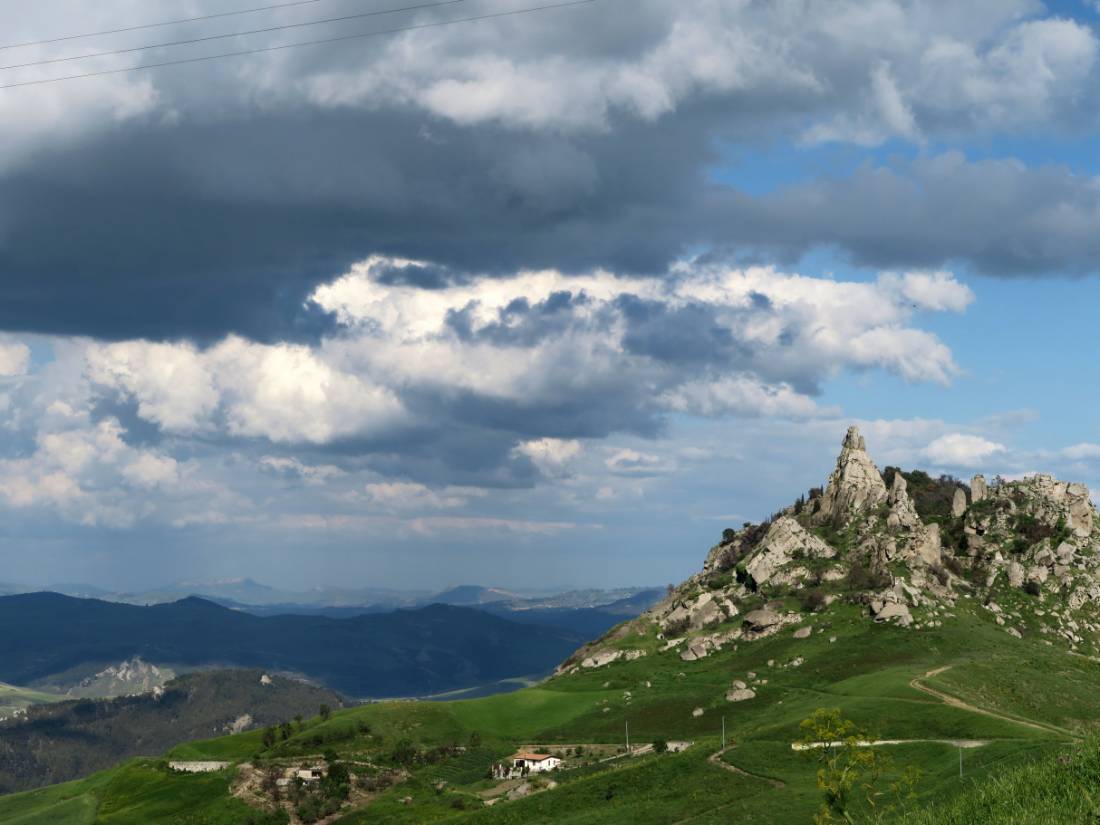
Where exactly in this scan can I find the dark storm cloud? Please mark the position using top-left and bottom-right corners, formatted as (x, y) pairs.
(6, 109), (1100, 346)
(0, 106), (726, 341)
(1, 0), (1096, 344)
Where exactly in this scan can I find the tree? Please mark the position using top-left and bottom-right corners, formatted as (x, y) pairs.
(319, 704), (332, 722)
(262, 727), (276, 749)
(294, 713), (303, 730)
(653, 739), (668, 754)
(279, 721), (293, 741)
(797, 708), (919, 824)
(468, 730), (481, 748)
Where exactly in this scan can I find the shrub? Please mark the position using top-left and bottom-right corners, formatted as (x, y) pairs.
(735, 563), (759, 593)
(721, 527), (737, 543)
(882, 467), (965, 521)
(653, 740), (668, 754)
(800, 589), (827, 613)
(1024, 580), (1042, 597)
(664, 616), (691, 637)
(845, 563), (891, 592)
(1015, 513), (1056, 545)
(391, 739), (420, 767)
(715, 545), (739, 572)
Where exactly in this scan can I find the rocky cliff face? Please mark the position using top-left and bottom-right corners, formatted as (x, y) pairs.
(563, 425), (1100, 672)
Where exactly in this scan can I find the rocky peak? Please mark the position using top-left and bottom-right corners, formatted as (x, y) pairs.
(813, 425), (888, 525)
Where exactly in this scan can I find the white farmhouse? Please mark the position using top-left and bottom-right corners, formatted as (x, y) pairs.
(493, 752), (562, 779)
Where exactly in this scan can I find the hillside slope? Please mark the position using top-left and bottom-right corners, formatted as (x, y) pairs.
(0, 597), (586, 698)
(6, 426), (1100, 823)
(0, 669), (342, 795)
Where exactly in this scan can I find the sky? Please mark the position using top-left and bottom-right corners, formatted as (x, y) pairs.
(4, 0), (1100, 593)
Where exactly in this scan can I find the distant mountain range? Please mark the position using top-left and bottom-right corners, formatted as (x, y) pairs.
(0, 579), (659, 613)
(0, 593), (593, 699)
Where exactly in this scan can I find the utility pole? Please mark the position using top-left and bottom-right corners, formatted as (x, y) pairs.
(625, 721), (630, 754)
(722, 716), (726, 750)
(959, 747), (963, 778)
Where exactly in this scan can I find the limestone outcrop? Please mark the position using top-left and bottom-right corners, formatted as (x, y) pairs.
(744, 517), (836, 586)
(814, 426), (888, 524)
(573, 422), (1100, 680)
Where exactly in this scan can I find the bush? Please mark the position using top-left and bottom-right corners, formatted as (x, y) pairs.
(653, 739), (668, 754)
(663, 616), (690, 637)
(1024, 580), (1042, 597)
(735, 564), (759, 593)
(882, 467), (966, 521)
(715, 545), (739, 572)
(391, 738), (420, 767)
(845, 563), (891, 592)
(800, 589), (827, 613)
(1015, 514), (1056, 545)
(721, 527), (737, 543)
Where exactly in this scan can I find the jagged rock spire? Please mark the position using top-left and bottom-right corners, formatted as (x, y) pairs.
(814, 425), (888, 524)
(887, 471), (921, 530)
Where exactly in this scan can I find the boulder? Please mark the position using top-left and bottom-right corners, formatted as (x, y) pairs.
(725, 688), (756, 702)
(971, 474), (987, 503)
(792, 626), (812, 639)
(1028, 566), (1049, 585)
(887, 472), (921, 530)
(910, 524), (943, 567)
(581, 649), (624, 669)
(744, 517), (835, 586)
(1007, 561), (1025, 588)
(872, 601), (912, 626)
(1055, 542), (1076, 565)
(952, 487), (968, 518)
(692, 707), (704, 718)
(743, 609), (782, 631)
(730, 679), (747, 690)
(680, 642), (711, 662)
(1066, 483), (1093, 537)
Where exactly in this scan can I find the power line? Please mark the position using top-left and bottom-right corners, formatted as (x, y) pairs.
(0, 0), (598, 91)
(0, 0), (467, 72)
(0, 0), (327, 52)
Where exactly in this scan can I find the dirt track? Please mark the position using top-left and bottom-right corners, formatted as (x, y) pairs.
(909, 665), (1073, 738)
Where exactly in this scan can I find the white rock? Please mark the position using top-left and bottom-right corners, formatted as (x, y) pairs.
(814, 426), (888, 523)
(952, 488), (968, 518)
(726, 688), (756, 702)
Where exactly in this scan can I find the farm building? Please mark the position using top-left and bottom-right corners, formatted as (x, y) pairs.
(493, 752), (562, 779)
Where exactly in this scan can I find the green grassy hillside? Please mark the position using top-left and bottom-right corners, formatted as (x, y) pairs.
(3, 598), (1095, 824)
(7, 437), (1100, 823)
(0, 683), (59, 720)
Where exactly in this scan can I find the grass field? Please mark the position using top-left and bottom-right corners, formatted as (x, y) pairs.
(0, 682), (61, 719)
(2, 596), (1098, 824)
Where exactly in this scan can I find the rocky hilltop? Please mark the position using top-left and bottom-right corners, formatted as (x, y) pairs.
(564, 425), (1100, 671)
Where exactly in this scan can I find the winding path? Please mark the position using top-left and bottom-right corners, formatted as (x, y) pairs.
(707, 744), (785, 788)
(909, 665), (1073, 738)
(669, 745), (784, 825)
